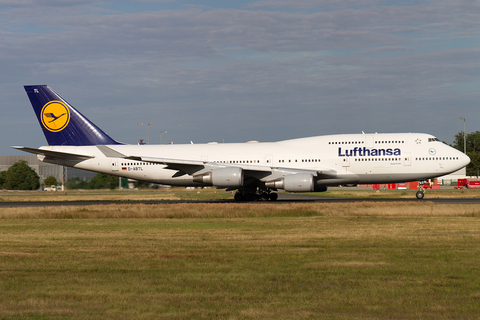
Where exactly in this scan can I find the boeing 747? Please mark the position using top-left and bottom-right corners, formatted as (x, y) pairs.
(14, 85), (470, 200)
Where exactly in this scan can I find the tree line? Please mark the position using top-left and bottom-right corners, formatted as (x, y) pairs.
(0, 160), (148, 190)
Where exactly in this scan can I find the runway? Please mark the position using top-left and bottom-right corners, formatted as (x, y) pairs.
(1, 193), (480, 207)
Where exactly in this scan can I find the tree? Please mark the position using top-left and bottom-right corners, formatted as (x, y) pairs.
(452, 131), (480, 176)
(452, 131), (480, 153)
(466, 152), (480, 177)
(89, 173), (118, 190)
(66, 173), (118, 190)
(66, 177), (89, 190)
(134, 180), (151, 189)
(44, 176), (58, 186)
(0, 171), (7, 189)
(4, 160), (40, 190)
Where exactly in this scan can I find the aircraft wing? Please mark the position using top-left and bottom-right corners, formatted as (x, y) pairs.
(129, 155), (337, 181)
(128, 155), (274, 176)
(96, 145), (272, 175)
(96, 145), (339, 178)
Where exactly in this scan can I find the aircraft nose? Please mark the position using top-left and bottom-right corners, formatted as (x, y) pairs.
(460, 152), (470, 168)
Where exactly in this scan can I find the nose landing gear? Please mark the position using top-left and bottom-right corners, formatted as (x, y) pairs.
(416, 181), (426, 199)
(416, 190), (425, 199)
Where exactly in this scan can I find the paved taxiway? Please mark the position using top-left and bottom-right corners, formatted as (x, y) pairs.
(1, 193), (479, 207)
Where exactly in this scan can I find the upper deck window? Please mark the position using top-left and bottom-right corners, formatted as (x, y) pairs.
(428, 137), (440, 142)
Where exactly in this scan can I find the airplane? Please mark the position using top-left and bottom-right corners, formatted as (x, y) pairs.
(14, 85), (470, 201)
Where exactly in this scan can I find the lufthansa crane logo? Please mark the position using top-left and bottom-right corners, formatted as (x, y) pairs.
(40, 101), (70, 132)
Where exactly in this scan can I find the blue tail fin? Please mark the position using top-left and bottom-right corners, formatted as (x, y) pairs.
(24, 85), (120, 146)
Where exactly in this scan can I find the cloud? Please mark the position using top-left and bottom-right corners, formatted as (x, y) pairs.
(0, 0), (97, 7)
(1, 0), (479, 153)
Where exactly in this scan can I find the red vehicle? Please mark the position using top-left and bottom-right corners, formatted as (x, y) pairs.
(420, 181), (431, 189)
(458, 178), (468, 187)
(466, 180), (480, 189)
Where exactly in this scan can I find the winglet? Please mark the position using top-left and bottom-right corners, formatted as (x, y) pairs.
(24, 85), (120, 146)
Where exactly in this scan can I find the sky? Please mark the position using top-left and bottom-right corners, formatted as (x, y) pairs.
(1, 0), (479, 155)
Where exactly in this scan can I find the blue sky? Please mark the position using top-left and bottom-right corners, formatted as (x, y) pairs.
(1, 0), (479, 154)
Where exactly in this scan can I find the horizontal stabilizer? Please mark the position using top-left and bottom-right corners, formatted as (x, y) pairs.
(12, 146), (94, 160)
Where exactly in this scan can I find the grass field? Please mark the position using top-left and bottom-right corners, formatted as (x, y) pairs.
(1, 200), (480, 319)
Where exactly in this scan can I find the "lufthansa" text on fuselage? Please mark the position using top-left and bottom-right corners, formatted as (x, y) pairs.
(338, 147), (401, 157)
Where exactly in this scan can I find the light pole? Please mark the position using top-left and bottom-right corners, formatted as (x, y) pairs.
(137, 123), (143, 145)
(459, 117), (466, 154)
(148, 123), (154, 144)
(160, 130), (167, 144)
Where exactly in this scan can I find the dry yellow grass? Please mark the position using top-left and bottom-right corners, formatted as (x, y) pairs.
(1, 202), (479, 219)
(0, 190), (181, 202)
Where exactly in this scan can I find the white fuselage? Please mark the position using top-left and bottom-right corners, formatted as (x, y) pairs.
(39, 133), (469, 187)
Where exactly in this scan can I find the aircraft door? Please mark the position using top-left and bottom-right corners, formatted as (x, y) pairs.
(404, 153), (411, 166)
(365, 135), (374, 148)
(342, 157), (350, 167)
(111, 159), (119, 171)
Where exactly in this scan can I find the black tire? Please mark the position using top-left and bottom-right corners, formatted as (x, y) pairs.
(234, 193), (244, 201)
(244, 193), (259, 201)
(269, 193), (278, 201)
(416, 191), (424, 199)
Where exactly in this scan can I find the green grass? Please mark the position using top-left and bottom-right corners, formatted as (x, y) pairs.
(1, 204), (480, 319)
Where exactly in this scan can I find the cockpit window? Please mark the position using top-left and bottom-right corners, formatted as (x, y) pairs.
(428, 137), (440, 142)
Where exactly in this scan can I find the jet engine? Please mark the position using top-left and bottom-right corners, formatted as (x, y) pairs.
(265, 173), (328, 192)
(193, 167), (244, 188)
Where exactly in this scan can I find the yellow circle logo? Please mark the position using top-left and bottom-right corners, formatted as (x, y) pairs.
(40, 101), (70, 132)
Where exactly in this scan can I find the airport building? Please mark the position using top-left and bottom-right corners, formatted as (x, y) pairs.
(0, 155), (96, 185)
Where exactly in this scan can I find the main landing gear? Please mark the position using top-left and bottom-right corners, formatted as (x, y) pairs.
(234, 189), (278, 201)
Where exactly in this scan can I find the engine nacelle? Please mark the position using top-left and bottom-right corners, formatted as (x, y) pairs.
(193, 167), (244, 188)
(265, 173), (328, 192)
(284, 173), (314, 192)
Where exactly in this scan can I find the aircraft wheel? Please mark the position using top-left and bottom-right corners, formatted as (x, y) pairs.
(244, 193), (259, 201)
(269, 193), (278, 201)
(416, 191), (424, 199)
(234, 193), (244, 201)
(260, 193), (269, 200)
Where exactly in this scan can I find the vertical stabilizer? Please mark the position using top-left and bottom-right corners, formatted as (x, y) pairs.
(24, 85), (120, 146)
